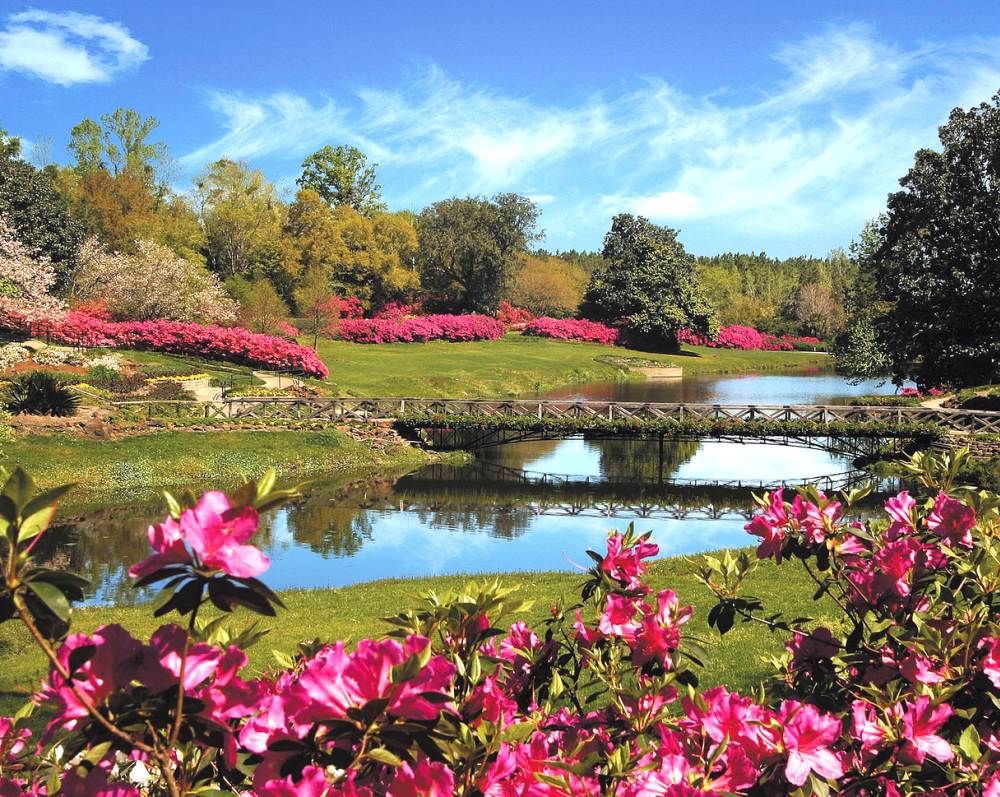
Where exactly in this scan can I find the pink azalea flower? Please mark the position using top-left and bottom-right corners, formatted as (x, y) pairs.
(598, 594), (641, 638)
(873, 537), (921, 597)
(926, 492), (976, 548)
(182, 491), (268, 577)
(746, 515), (784, 562)
(600, 533), (658, 591)
(387, 759), (455, 797)
(631, 591), (692, 669)
(899, 653), (948, 685)
(779, 702), (847, 786)
(128, 515), (194, 579)
(983, 637), (1000, 688)
(899, 695), (955, 764)
(885, 491), (917, 538)
(792, 497), (842, 545)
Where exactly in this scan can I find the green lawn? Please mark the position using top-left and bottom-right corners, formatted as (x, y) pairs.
(0, 428), (436, 501)
(314, 334), (832, 397)
(0, 549), (838, 718)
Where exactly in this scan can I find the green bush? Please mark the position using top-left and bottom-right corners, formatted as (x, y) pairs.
(5, 371), (81, 416)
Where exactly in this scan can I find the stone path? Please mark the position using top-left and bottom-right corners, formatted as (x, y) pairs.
(187, 371), (304, 403)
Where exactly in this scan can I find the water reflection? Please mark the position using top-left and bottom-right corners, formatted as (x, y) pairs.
(34, 370), (905, 605)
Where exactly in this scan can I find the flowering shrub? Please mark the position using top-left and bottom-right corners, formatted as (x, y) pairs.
(494, 301), (533, 327)
(677, 325), (797, 350)
(372, 301), (414, 320)
(274, 321), (300, 338)
(0, 311), (329, 379)
(339, 314), (504, 343)
(523, 316), (622, 345)
(1, 447), (998, 795)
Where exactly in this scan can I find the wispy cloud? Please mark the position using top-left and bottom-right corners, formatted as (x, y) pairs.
(0, 10), (148, 86)
(184, 23), (1000, 252)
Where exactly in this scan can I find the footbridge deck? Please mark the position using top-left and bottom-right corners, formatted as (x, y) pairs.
(187, 396), (999, 434)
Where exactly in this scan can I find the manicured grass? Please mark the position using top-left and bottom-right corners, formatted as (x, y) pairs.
(0, 428), (434, 501)
(0, 549), (839, 719)
(314, 334), (832, 397)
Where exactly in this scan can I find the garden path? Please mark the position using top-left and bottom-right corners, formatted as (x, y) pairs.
(187, 371), (304, 403)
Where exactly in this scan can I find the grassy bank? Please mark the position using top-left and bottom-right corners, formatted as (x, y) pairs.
(316, 335), (832, 397)
(0, 428), (438, 502)
(0, 549), (838, 718)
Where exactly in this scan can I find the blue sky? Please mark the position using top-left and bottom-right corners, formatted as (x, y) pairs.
(2, 1), (999, 257)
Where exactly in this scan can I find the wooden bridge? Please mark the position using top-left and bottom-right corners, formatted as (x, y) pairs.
(111, 396), (999, 448)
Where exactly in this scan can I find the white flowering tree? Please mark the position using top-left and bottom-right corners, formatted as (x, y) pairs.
(0, 214), (65, 324)
(71, 238), (237, 324)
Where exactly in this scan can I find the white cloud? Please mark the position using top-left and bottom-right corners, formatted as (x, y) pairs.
(527, 194), (555, 204)
(0, 10), (148, 86)
(184, 24), (1000, 252)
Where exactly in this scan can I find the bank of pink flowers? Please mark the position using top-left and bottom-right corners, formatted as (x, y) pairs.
(1, 445), (998, 795)
(522, 317), (623, 345)
(0, 309), (329, 379)
(676, 325), (803, 350)
(338, 314), (505, 343)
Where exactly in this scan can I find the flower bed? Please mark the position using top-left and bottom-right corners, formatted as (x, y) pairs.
(522, 316), (622, 345)
(0, 311), (329, 379)
(338, 314), (505, 343)
(677, 325), (824, 351)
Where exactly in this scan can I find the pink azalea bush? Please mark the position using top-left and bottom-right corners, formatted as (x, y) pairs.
(494, 302), (533, 328)
(522, 316), (623, 345)
(1, 447), (999, 795)
(339, 314), (505, 343)
(0, 309), (329, 379)
(677, 325), (796, 350)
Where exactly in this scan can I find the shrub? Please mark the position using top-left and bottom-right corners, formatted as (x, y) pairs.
(5, 370), (81, 416)
(522, 316), (622, 344)
(0, 311), (330, 379)
(339, 314), (505, 343)
(677, 324), (796, 350)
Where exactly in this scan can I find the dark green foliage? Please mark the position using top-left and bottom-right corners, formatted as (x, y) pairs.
(5, 372), (81, 416)
(146, 381), (195, 401)
(417, 193), (542, 314)
(581, 214), (717, 352)
(858, 90), (1000, 388)
(0, 157), (83, 286)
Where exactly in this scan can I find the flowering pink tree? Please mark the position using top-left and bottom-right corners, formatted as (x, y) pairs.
(0, 214), (65, 324)
(0, 447), (998, 795)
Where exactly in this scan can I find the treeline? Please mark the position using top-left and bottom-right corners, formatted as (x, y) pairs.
(0, 106), (855, 348)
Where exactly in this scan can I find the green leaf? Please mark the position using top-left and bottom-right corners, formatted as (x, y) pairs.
(2, 468), (34, 512)
(366, 747), (403, 767)
(255, 469), (277, 501)
(959, 723), (981, 762)
(24, 580), (70, 623)
(16, 503), (55, 545)
(271, 649), (294, 669)
(163, 490), (182, 520)
(498, 720), (538, 743)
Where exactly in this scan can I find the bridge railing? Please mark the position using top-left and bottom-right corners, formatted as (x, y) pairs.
(179, 397), (1000, 434)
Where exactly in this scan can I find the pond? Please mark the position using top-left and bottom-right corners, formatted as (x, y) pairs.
(41, 368), (905, 605)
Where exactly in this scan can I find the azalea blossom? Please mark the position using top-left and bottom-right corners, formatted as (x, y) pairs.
(780, 702), (847, 786)
(926, 492), (975, 548)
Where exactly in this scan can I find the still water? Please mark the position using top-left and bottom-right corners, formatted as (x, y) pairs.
(44, 369), (902, 605)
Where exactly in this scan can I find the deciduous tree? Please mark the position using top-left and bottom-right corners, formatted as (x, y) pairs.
(0, 214), (65, 323)
(69, 238), (236, 324)
(67, 108), (173, 190)
(581, 214), (717, 351)
(194, 158), (283, 277)
(417, 193), (541, 314)
(237, 279), (290, 336)
(297, 145), (386, 216)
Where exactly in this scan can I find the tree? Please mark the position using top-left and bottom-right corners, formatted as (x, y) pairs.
(417, 193), (542, 314)
(69, 238), (236, 324)
(194, 158), (283, 277)
(237, 279), (290, 335)
(283, 189), (419, 308)
(510, 253), (588, 318)
(581, 214), (717, 352)
(67, 108), (173, 190)
(69, 168), (154, 252)
(0, 157), (83, 287)
(293, 267), (340, 349)
(297, 145), (386, 217)
(794, 282), (844, 340)
(0, 120), (22, 161)
(851, 90), (1000, 388)
(0, 214), (65, 323)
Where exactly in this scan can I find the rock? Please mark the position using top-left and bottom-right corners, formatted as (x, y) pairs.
(83, 419), (112, 439)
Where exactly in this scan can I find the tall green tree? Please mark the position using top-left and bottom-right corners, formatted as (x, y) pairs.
(297, 145), (387, 217)
(417, 193), (541, 314)
(67, 108), (173, 190)
(850, 90), (1000, 388)
(581, 214), (717, 352)
(194, 158), (283, 277)
(0, 155), (82, 287)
